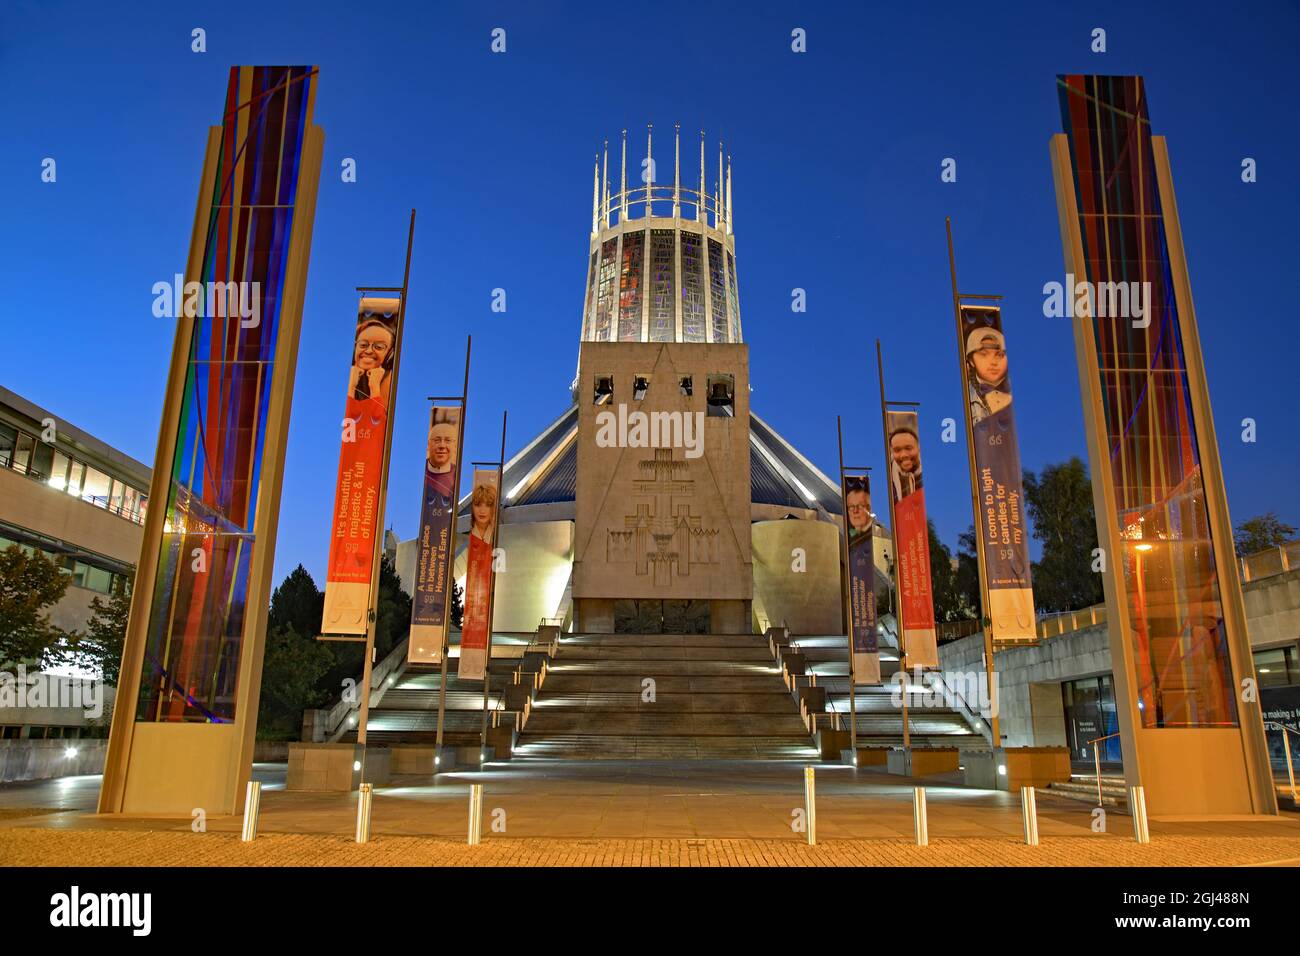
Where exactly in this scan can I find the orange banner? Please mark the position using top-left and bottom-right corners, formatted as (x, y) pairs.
(321, 298), (400, 635)
(458, 468), (499, 681)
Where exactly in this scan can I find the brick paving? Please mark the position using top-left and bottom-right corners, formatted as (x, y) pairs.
(2, 825), (1299, 867)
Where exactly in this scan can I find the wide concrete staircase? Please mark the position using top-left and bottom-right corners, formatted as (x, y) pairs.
(513, 632), (820, 760)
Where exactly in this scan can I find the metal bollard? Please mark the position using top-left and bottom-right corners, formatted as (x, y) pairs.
(1020, 786), (1039, 846)
(1129, 785), (1150, 844)
(241, 780), (261, 843)
(913, 787), (928, 847)
(803, 766), (817, 846)
(467, 784), (484, 845)
(355, 783), (373, 844)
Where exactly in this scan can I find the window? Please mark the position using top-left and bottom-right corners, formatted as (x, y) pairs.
(679, 376), (693, 397)
(0, 423), (16, 468)
(13, 432), (34, 474)
(633, 376), (649, 401)
(49, 451), (71, 491)
(680, 231), (706, 342)
(706, 374), (734, 417)
(66, 459), (84, 497)
(617, 231), (644, 342)
(1254, 645), (1299, 688)
(593, 375), (614, 405)
(31, 441), (54, 482)
(83, 467), (112, 509)
(648, 229), (676, 342)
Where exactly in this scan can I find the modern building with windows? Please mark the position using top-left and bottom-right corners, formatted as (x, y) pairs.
(0, 385), (149, 636)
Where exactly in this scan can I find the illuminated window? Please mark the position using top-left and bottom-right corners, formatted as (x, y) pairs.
(707, 239), (727, 343)
(649, 229), (675, 342)
(618, 231), (644, 341)
(680, 231), (706, 342)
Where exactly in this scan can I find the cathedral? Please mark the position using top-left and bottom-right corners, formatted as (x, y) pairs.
(394, 126), (892, 638)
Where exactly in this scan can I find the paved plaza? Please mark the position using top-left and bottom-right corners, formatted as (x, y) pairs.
(2, 761), (1297, 866)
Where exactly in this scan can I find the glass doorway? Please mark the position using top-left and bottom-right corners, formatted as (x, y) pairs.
(1062, 675), (1122, 768)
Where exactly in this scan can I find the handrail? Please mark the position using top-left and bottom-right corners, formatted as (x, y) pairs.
(1084, 732), (1122, 806)
(323, 637), (410, 743)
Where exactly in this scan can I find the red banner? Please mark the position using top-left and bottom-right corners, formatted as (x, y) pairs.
(458, 468), (499, 681)
(321, 297), (401, 635)
(886, 409), (937, 667)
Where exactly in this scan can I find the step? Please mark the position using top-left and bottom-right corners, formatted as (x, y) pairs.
(512, 734), (820, 760)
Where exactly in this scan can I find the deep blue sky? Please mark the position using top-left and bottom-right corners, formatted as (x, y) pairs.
(3, 0), (1297, 588)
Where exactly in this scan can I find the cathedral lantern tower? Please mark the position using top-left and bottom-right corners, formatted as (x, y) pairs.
(580, 125), (741, 347)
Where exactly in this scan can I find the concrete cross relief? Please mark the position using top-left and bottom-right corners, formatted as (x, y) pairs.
(607, 448), (720, 585)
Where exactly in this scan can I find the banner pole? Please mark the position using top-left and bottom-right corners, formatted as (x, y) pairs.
(478, 410), (508, 763)
(435, 335), (471, 772)
(876, 340), (910, 752)
(356, 209), (417, 777)
(946, 216), (1000, 747)
(837, 415), (857, 757)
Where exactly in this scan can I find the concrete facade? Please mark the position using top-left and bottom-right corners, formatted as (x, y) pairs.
(751, 518), (841, 635)
(573, 342), (752, 630)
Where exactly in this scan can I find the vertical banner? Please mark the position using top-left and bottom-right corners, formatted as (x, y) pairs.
(408, 405), (462, 663)
(458, 468), (499, 681)
(886, 410), (937, 667)
(959, 305), (1035, 643)
(841, 474), (880, 685)
(321, 297), (402, 634)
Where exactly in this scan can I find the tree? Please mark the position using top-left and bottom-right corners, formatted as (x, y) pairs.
(58, 574), (132, 684)
(926, 520), (972, 623)
(268, 563), (325, 639)
(449, 581), (464, 630)
(374, 554), (412, 656)
(954, 526), (983, 621)
(1234, 512), (1297, 557)
(257, 624), (333, 739)
(0, 544), (70, 667)
(1022, 457), (1104, 612)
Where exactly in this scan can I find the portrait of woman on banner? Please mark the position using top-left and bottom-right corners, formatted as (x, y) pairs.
(462, 480), (499, 642)
(347, 314), (398, 415)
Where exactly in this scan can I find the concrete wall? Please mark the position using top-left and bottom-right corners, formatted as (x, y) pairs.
(752, 518), (841, 634)
(1242, 567), (1300, 651)
(0, 738), (107, 782)
(573, 342), (752, 603)
(938, 625), (1111, 748)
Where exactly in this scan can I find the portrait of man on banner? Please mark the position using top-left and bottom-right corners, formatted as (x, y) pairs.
(409, 404), (462, 664)
(424, 407), (459, 510)
(841, 474), (880, 685)
(888, 422), (923, 501)
(965, 326), (1012, 426)
(959, 305), (1036, 644)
